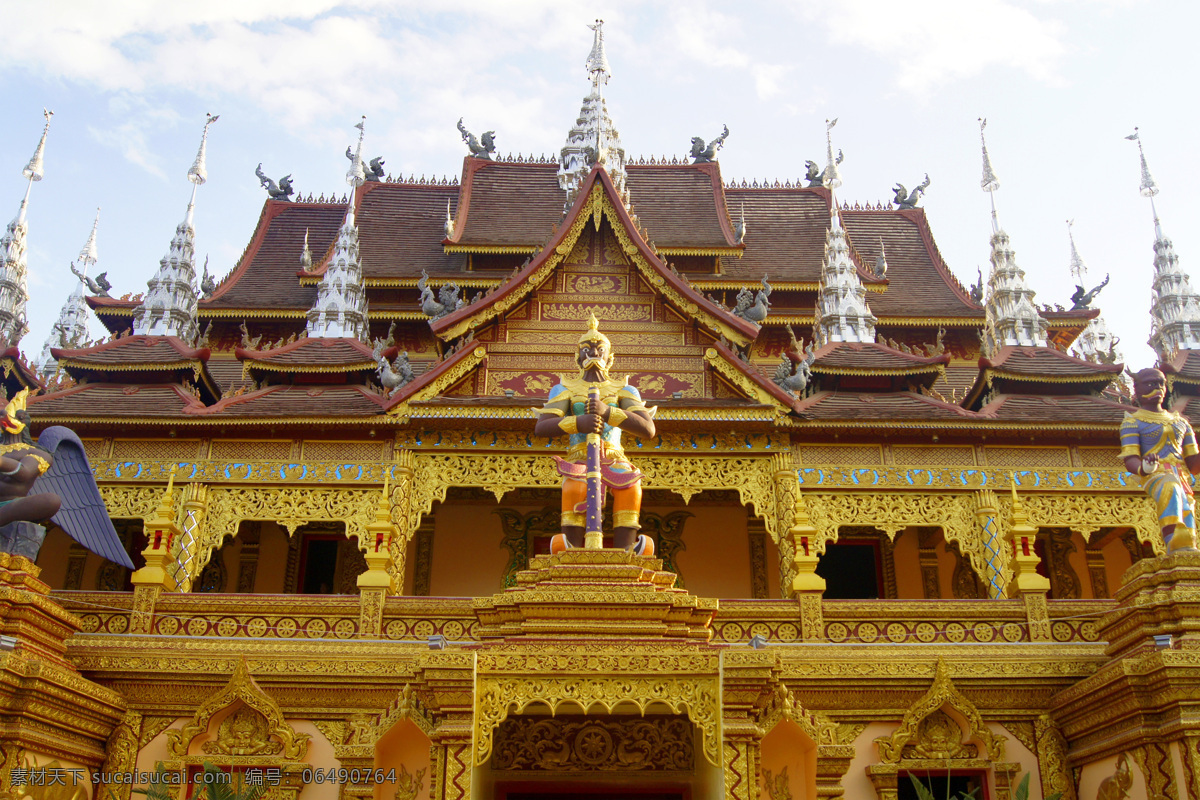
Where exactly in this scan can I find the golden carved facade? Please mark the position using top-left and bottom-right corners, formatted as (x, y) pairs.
(9, 111), (1200, 800)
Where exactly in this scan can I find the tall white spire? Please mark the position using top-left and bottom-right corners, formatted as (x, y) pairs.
(37, 209), (99, 377)
(1065, 222), (1122, 365)
(813, 119), (875, 345)
(0, 109), (53, 346)
(307, 118), (370, 340)
(1127, 128), (1200, 358)
(977, 119), (1047, 353)
(558, 19), (629, 212)
(133, 114), (218, 343)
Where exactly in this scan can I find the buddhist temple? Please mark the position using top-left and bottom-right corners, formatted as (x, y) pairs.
(4, 21), (1200, 800)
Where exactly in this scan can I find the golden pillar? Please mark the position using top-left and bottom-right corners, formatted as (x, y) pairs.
(430, 715), (472, 800)
(129, 468), (183, 633)
(359, 476), (398, 637)
(1004, 481), (1052, 642)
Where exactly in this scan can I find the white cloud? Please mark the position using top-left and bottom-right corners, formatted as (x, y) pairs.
(798, 0), (1070, 93)
(87, 95), (182, 179)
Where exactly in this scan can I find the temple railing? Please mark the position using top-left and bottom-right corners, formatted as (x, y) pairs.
(55, 593), (1113, 646)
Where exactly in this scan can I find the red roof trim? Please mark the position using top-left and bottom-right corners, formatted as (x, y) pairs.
(430, 166), (759, 342)
(233, 336), (383, 363)
(442, 157), (490, 245)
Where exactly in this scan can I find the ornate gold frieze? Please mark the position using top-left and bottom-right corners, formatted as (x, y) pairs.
(490, 715), (694, 771)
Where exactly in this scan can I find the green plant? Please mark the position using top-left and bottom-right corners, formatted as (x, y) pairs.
(906, 771), (1063, 800)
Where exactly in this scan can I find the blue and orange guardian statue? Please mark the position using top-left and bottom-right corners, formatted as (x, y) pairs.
(1120, 367), (1200, 553)
(533, 314), (657, 555)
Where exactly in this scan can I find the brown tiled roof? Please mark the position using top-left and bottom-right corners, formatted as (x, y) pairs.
(981, 346), (1122, 380)
(794, 390), (974, 422)
(976, 394), (1132, 426)
(201, 385), (386, 417)
(721, 187), (880, 285)
(200, 200), (344, 311)
(446, 159), (739, 251)
(626, 163), (739, 249)
(810, 342), (950, 374)
(1, 345), (44, 394)
(431, 167), (760, 345)
(29, 383), (208, 418)
(446, 159), (561, 247)
(841, 208), (979, 318)
(355, 182), (464, 278)
(52, 336), (208, 368)
(235, 337), (386, 372)
(1162, 350), (1200, 383)
(1173, 396), (1200, 427)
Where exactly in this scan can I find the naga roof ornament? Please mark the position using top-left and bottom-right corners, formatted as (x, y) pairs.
(307, 118), (370, 341)
(37, 209), (100, 377)
(977, 118), (1047, 353)
(0, 109), (53, 346)
(1127, 128), (1200, 358)
(558, 19), (630, 212)
(133, 114), (218, 344)
(1064, 222), (1121, 365)
(813, 119), (876, 346)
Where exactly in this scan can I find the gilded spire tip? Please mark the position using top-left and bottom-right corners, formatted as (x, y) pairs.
(187, 113), (219, 186)
(22, 108), (53, 183)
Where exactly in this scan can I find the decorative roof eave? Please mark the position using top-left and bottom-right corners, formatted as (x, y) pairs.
(431, 167), (759, 346)
(0, 346), (45, 394)
(775, 417), (1127, 432)
(813, 364), (947, 379)
(657, 247), (744, 258)
(961, 359), (1120, 411)
(403, 403), (778, 424)
(691, 280), (887, 293)
(384, 342), (486, 417)
(54, 358), (205, 374)
(441, 157), (492, 247)
(241, 360), (379, 375)
(50, 336), (210, 363)
(704, 340), (799, 417)
(300, 276), (505, 288)
(29, 412), (397, 427)
(442, 244), (540, 255)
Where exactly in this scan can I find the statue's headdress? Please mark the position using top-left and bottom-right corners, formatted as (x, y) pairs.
(3, 389), (29, 434)
(578, 312), (610, 349)
(577, 312), (615, 374)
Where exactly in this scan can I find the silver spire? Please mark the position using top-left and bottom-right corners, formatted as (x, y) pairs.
(822, 118), (842, 190)
(1129, 128), (1200, 357)
(0, 109), (54, 345)
(79, 207), (100, 266)
(308, 119), (370, 340)
(187, 113), (219, 187)
(22, 109), (53, 183)
(1066, 220), (1086, 285)
(558, 19), (629, 212)
(979, 118), (1001, 234)
(976, 119), (1047, 352)
(37, 214), (99, 377)
(133, 114), (217, 343)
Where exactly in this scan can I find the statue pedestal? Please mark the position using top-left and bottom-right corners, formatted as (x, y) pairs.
(1052, 551), (1200, 767)
(0, 552), (127, 786)
(473, 548), (717, 642)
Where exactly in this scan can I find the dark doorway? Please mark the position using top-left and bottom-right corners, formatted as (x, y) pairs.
(899, 771), (987, 800)
(816, 538), (883, 599)
(299, 536), (340, 594)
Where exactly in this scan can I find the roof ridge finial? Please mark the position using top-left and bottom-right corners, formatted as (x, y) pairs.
(78, 207), (100, 268)
(586, 19), (611, 85)
(823, 118), (842, 191)
(300, 227), (313, 272)
(1066, 219), (1086, 284)
(187, 113), (218, 187)
(347, 116), (367, 190)
(444, 199), (455, 237)
(979, 117), (1001, 234)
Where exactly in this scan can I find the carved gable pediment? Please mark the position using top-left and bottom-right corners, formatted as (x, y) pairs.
(875, 659), (1005, 764)
(166, 657), (310, 761)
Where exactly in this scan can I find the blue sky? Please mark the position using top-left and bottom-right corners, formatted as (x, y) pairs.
(0, 0), (1195, 369)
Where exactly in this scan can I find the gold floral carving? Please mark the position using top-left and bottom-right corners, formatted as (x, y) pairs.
(763, 766), (792, 800)
(394, 763), (428, 800)
(874, 659), (1006, 764)
(375, 684), (432, 738)
(205, 706), (278, 755)
(1034, 714), (1076, 800)
(703, 348), (791, 413)
(723, 738), (756, 800)
(389, 346), (485, 420)
(194, 486), (380, 585)
(98, 709), (142, 800)
(490, 715), (694, 771)
(166, 656), (311, 760)
(474, 674), (721, 768)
